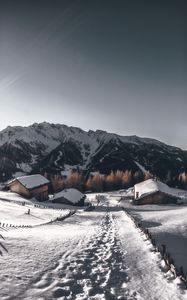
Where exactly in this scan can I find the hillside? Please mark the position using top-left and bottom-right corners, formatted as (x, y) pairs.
(0, 122), (187, 183)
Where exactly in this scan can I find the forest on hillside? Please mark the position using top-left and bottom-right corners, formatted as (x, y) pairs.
(45, 170), (187, 193)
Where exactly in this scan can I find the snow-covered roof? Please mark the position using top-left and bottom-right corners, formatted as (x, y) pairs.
(53, 188), (85, 204)
(8, 174), (50, 190)
(134, 179), (185, 199)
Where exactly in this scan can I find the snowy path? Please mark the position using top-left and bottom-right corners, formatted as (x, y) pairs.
(14, 210), (128, 300)
(0, 205), (186, 300)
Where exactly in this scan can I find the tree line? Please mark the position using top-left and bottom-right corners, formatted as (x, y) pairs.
(46, 169), (153, 193)
(44, 169), (187, 193)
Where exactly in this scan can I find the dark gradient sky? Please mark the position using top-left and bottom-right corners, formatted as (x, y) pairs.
(0, 0), (186, 148)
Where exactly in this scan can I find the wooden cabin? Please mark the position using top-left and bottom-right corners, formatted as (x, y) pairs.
(7, 174), (50, 201)
(134, 178), (179, 205)
(53, 188), (85, 206)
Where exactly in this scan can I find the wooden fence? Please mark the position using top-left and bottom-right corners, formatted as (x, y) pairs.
(0, 210), (76, 256)
(0, 210), (75, 231)
(122, 207), (187, 288)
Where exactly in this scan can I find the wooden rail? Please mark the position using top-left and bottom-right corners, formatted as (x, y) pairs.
(122, 207), (187, 288)
(0, 210), (76, 231)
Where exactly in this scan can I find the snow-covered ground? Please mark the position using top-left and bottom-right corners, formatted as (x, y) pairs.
(0, 190), (85, 211)
(0, 191), (73, 227)
(120, 199), (187, 278)
(0, 200), (70, 226)
(0, 191), (32, 204)
(0, 192), (186, 299)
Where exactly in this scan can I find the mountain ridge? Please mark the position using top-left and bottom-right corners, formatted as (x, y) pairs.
(0, 122), (186, 184)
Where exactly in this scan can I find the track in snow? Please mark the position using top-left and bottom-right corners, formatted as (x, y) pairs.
(5, 205), (184, 300)
(20, 210), (135, 300)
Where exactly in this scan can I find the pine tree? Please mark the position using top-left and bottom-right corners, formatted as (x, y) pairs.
(178, 172), (187, 189)
(91, 172), (103, 192)
(66, 171), (83, 191)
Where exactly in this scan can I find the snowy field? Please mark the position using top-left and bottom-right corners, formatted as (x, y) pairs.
(0, 191), (32, 204)
(0, 191), (72, 227)
(0, 200), (71, 226)
(0, 192), (186, 299)
(120, 199), (187, 279)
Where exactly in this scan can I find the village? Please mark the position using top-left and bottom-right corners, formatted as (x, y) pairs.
(2, 173), (187, 207)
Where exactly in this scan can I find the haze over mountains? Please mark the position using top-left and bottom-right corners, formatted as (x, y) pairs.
(0, 122), (187, 183)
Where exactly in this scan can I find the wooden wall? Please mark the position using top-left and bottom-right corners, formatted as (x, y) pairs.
(9, 181), (30, 197)
(134, 191), (177, 205)
(9, 181), (48, 201)
(30, 185), (48, 201)
(53, 196), (85, 206)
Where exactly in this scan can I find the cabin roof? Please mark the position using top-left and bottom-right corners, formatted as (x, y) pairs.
(134, 179), (185, 200)
(53, 188), (84, 204)
(8, 174), (50, 190)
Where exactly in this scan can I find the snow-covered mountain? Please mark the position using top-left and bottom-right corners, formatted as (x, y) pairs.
(0, 122), (187, 182)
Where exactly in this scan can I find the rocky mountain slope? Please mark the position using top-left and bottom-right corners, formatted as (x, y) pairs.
(0, 122), (187, 183)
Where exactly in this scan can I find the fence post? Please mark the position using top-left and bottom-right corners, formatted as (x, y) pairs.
(180, 266), (184, 277)
(161, 244), (166, 258)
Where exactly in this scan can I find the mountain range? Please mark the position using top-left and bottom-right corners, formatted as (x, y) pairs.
(0, 122), (187, 184)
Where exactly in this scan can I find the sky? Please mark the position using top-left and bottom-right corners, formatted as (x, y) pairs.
(0, 0), (186, 148)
